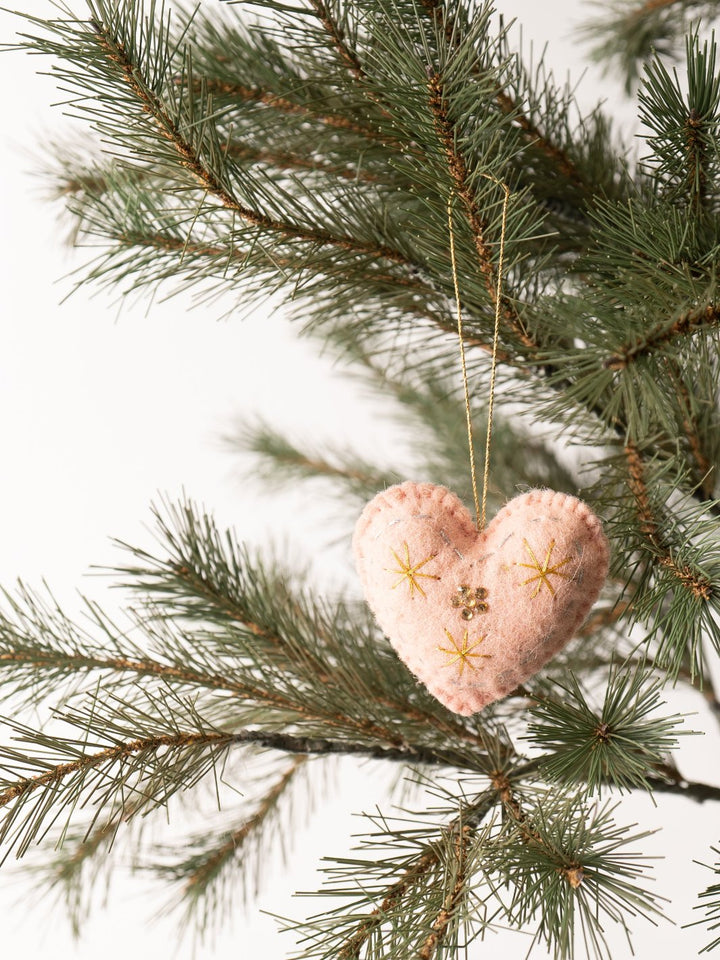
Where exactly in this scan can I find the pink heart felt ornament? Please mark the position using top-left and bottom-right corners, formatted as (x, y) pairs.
(353, 482), (609, 716)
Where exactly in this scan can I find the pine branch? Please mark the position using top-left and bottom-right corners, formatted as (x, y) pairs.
(689, 844), (720, 952)
(224, 141), (381, 183)
(302, 777), (670, 960)
(420, 0), (588, 192)
(158, 755), (309, 938)
(664, 359), (716, 496)
(307, 0), (364, 81)
(231, 420), (400, 502)
(604, 302), (720, 371)
(526, 666), (685, 795)
(427, 71), (536, 352)
(0, 729), (227, 813)
(483, 790), (666, 958)
(0, 580), (490, 762)
(336, 791), (495, 960)
(196, 76), (386, 141)
(0, 712), (487, 865)
(181, 757), (306, 892)
(490, 770), (588, 889)
(581, 0), (720, 91)
(624, 441), (713, 599)
(112, 500), (508, 758)
(86, 15), (405, 265)
(39, 796), (145, 936)
(416, 828), (474, 960)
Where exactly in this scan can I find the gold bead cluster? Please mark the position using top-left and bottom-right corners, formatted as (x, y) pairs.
(451, 585), (489, 620)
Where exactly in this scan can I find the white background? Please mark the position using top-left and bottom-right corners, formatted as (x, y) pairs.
(0, 1), (718, 957)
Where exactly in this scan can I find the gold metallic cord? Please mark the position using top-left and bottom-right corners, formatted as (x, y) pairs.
(448, 178), (510, 531)
(448, 193), (481, 527)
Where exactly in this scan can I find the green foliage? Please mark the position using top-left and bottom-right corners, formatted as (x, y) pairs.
(5, 0), (720, 955)
(526, 665), (686, 794)
(290, 783), (664, 960)
(152, 755), (311, 942)
(485, 796), (664, 960)
(690, 845), (720, 952)
(640, 32), (720, 213)
(581, 0), (720, 92)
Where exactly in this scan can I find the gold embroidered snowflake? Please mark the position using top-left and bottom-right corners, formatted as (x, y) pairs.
(437, 629), (491, 675)
(516, 538), (572, 598)
(386, 542), (440, 598)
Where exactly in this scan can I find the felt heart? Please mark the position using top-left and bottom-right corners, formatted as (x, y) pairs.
(353, 483), (609, 716)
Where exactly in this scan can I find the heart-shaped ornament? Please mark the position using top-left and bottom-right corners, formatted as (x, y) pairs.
(353, 483), (609, 716)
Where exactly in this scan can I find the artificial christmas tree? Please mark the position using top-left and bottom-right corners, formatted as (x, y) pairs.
(5, 0), (720, 956)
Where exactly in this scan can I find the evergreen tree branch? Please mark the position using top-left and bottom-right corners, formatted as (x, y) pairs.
(0, 676), (499, 870)
(233, 420), (399, 500)
(420, 0), (587, 192)
(224, 141), (380, 182)
(307, 0), (364, 81)
(110, 498), (506, 757)
(181, 757), (306, 893)
(604, 302), (720, 371)
(645, 773), (720, 802)
(197, 76), (386, 140)
(39, 796), (145, 936)
(86, 14), (405, 264)
(415, 824), (474, 960)
(665, 359), (716, 496)
(624, 441), (714, 599)
(581, 0), (720, 91)
(337, 791), (495, 960)
(427, 71), (537, 352)
(490, 770), (587, 889)
(4, 583), (498, 766)
(159, 755), (309, 936)
(0, 731), (222, 811)
(510, 756), (720, 804)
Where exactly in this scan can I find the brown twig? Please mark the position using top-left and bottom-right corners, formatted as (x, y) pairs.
(427, 72), (537, 352)
(419, 0), (586, 191)
(663, 359), (716, 497)
(112, 231), (507, 357)
(192, 76), (387, 143)
(604, 302), (720, 371)
(112, 230), (427, 291)
(625, 441), (713, 599)
(338, 793), (494, 960)
(308, 0), (364, 80)
(90, 20), (405, 265)
(224, 142), (380, 183)
(0, 731), (228, 809)
(490, 770), (585, 888)
(184, 757), (307, 891)
(338, 848), (440, 959)
(0, 730), (487, 817)
(417, 826), (474, 960)
(494, 90), (585, 190)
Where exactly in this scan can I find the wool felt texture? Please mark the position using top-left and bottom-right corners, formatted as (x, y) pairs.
(353, 482), (610, 716)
